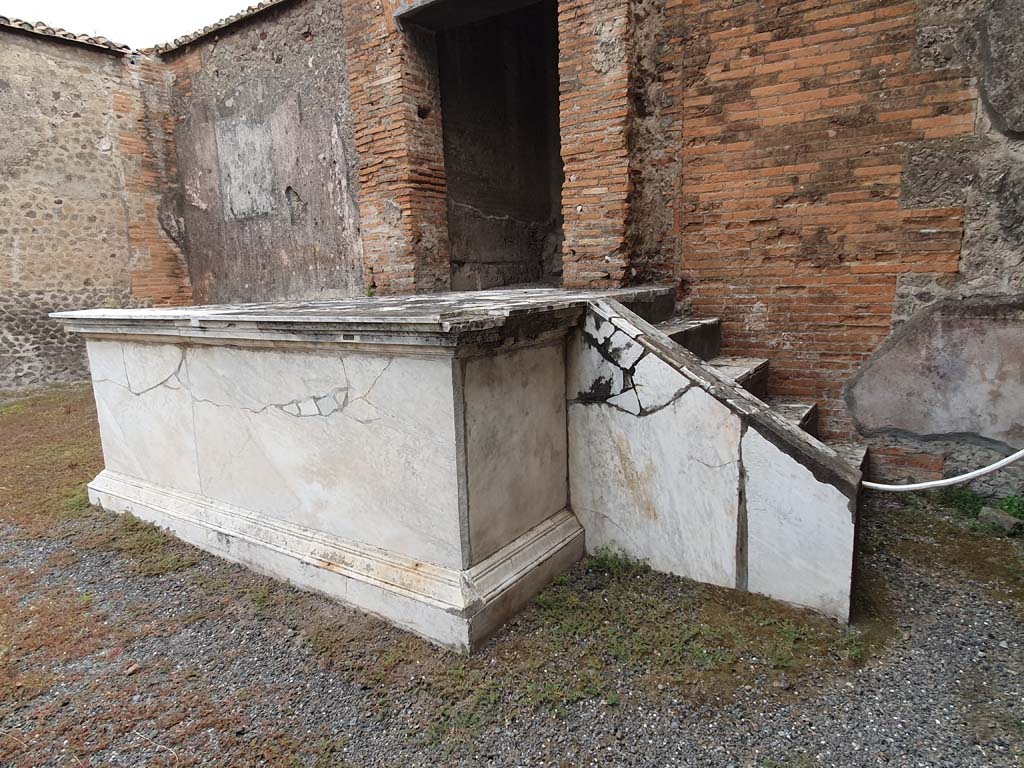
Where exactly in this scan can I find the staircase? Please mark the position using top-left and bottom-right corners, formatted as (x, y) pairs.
(653, 312), (867, 472)
(568, 291), (866, 622)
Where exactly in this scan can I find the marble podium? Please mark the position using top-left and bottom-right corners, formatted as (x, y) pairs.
(55, 287), (861, 650)
(53, 290), (668, 650)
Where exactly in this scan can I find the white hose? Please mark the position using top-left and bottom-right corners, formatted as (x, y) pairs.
(861, 446), (1024, 492)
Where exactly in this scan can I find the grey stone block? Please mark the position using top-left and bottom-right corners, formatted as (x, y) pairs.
(979, 506), (1023, 536)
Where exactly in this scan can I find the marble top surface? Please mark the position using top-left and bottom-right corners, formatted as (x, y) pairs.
(52, 287), (671, 330)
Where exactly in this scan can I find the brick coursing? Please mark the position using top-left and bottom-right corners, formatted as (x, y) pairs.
(343, 2), (450, 294)
(558, 0), (634, 288)
(118, 57), (193, 307)
(678, 0), (976, 437)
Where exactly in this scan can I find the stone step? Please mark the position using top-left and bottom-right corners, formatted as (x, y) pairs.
(654, 317), (721, 360)
(708, 355), (769, 398)
(615, 287), (676, 324)
(765, 398), (819, 437)
(827, 441), (869, 473)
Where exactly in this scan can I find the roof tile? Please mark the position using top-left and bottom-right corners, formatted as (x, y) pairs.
(0, 14), (132, 53)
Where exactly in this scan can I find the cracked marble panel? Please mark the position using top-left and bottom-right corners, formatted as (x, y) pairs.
(743, 427), (854, 620)
(569, 386), (742, 588)
(632, 353), (690, 413)
(186, 345), (349, 414)
(605, 330), (645, 369)
(86, 339), (129, 388)
(187, 346), (463, 569)
(122, 343), (186, 393)
(89, 341), (201, 495)
(88, 339), (464, 570)
(567, 329), (624, 401)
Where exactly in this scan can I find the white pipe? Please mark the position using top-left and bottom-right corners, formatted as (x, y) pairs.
(862, 446), (1024, 492)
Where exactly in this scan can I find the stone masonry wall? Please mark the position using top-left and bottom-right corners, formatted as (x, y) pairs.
(846, 0), (1024, 490)
(679, 0), (975, 439)
(679, 0), (1023, 490)
(0, 30), (190, 390)
(164, 0), (364, 304)
(343, 0), (450, 295)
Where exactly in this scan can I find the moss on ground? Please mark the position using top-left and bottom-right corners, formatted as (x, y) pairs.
(867, 491), (1024, 603)
(299, 548), (879, 745)
(5, 384), (1024, 760)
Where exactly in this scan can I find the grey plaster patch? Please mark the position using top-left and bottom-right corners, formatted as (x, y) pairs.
(848, 296), (1024, 450)
(168, 0), (364, 303)
(979, 0), (1024, 136)
(215, 118), (275, 219)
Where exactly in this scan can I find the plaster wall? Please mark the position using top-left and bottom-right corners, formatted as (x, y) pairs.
(165, 0), (364, 304)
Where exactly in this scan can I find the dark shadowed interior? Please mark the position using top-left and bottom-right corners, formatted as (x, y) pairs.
(436, 0), (564, 290)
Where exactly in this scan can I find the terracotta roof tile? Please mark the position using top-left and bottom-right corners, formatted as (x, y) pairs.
(0, 14), (132, 53)
(148, 0), (294, 54)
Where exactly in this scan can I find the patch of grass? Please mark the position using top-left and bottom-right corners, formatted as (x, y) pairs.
(868, 491), (1024, 603)
(588, 546), (646, 578)
(60, 486), (93, 518)
(932, 486), (986, 518)
(999, 495), (1024, 520)
(0, 399), (27, 417)
(0, 384), (103, 536)
(80, 513), (197, 576)
(299, 551), (868, 747)
(966, 519), (1006, 536)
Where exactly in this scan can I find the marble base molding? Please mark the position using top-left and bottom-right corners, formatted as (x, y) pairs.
(89, 469), (584, 651)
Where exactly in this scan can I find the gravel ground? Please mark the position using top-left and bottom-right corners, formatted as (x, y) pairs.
(1, 386), (1023, 767)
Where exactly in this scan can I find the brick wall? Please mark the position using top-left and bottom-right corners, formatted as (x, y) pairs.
(558, 0), (634, 288)
(679, 0), (976, 438)
(0, 30), (190, 389)
(118, 58), (193, 307)
(343, 1), (450, 294)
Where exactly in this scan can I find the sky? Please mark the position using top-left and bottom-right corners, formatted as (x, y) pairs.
(1, 0), (254, 48)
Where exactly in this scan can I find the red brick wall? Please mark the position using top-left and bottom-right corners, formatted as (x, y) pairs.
(116, 56), (193, 307)
(343, 2), (450, 294)
(558, 0), (634, 288)
(679, 0), (975, 437)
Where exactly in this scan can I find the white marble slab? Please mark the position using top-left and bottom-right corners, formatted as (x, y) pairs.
(66, 289), (862, 647)
(463, 341), (568, 562)
(570, 385), (742, 589)
(743, 427), (855, 620)
(566, 302), (860, 618)
(88, 340), (202, 496)
(77, 329), (584, 650)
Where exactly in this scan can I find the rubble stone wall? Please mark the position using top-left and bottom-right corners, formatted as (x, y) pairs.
(0, 29), (190, 390)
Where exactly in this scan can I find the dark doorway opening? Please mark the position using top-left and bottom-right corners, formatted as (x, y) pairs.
(436, 0), (564, 290)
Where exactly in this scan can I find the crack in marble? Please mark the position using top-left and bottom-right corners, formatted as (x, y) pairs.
(577, 311), (694, 418)
(93, 344), (187, 396)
